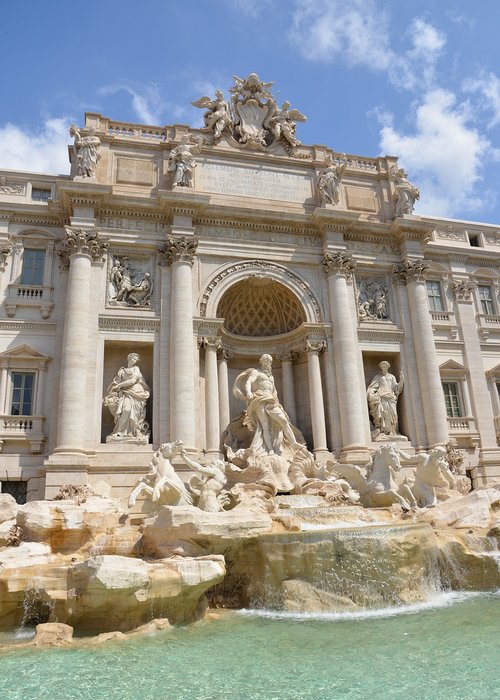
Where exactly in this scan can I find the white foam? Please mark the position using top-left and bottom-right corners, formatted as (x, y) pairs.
(237, 590), (497, 622)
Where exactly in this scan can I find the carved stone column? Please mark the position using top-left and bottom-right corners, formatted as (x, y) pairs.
(305, 341), (328, 455)
(163, 236), (198, 448)
(394, 258), (448, 447)
(323, 252), (368, 459)
(54, 227), (107, 453)
(202, 336), (222, 457)
(279, 351), (297, 427)
(218, 348), (232, 436)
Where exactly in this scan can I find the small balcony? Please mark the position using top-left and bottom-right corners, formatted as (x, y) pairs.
(0, 415), (45, 453)
(447, 416), (480, 448)
(5, 284), (54, 319)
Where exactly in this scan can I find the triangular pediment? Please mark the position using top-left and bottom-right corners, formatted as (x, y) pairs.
(486, 363), (500, 379)
(0, 344), (51, 361)
(439, 359), (468, 378)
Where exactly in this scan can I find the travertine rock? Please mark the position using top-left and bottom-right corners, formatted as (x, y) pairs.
(281, 579), (357, 612)
(141, 505), (273, 558)
(16, 497), (130, 553)
(33, 622), (73, 646)
(66, 554), (225, 630)
(436, 530), (500, 591)
(0, 494), (18, 524)
(417, 489), (499, 529)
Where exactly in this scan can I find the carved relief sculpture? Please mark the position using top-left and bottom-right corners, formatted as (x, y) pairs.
(69, 125), (101, 179)
(390, 165), (420, 216)
(357, 278), (390, 321)
(167, 138), (201, 188)
(366, 361), (404, 440)
(108, 256), (152, 307)
(317, 155), (347, 206)
(0, 177), (24, 195)
(103, 353), (150, 443)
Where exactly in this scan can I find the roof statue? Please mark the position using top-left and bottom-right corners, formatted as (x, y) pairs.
(192, 72), (307, 154)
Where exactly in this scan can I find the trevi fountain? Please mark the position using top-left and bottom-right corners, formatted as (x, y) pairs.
(0, 73), (498, 699)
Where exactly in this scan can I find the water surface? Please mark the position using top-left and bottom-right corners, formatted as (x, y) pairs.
(0, 591), (498, 700)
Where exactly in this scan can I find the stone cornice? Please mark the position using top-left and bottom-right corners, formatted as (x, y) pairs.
(158, 190), (211, 217)
(312, 208), (360, 233)
(98, 315), (160, 333)
(391, 216), (433, 243)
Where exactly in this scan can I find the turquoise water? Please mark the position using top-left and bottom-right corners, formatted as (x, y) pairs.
(0, 592), (498, 700)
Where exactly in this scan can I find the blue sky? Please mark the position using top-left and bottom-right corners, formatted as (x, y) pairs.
(1, 0), (500, 224)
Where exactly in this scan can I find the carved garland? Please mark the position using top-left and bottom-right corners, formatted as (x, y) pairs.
(451, 280), (476, 302)
(199, 260), (322, 322)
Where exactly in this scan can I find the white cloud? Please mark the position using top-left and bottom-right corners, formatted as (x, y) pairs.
(290, 0), (392, 71)
(0, 117), (72, 175)
(98, 83), (164, 124)
(463, 71), (500, 127)
(290, 2), (445, 91)
(378, 89), (491, 217)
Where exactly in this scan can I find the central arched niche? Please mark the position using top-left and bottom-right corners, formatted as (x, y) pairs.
(216, 275), (306, 337)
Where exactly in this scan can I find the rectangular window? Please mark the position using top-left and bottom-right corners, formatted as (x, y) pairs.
(426, 280), (444, 311)
(31, 188), (51, 202)
(20, 249), (45, 286)
(442, 381), (463, 417)
(478, 285), (495, 315)
(10, 372), (35, 416)
(1, 481), (27, 505)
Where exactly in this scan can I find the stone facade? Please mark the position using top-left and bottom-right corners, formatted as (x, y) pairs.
(0, 74), (499, 502)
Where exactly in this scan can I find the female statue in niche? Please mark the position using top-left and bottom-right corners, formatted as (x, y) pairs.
(103, 353), (150, 442)
(366, 360), (404, 439)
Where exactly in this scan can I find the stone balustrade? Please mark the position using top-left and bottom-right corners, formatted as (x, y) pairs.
(0, 414), (45, 453)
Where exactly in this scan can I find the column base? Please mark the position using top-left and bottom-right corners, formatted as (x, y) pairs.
(205, 449), (224, 461)
(339, 446), (371, 464)
(313, 448), (332, 461)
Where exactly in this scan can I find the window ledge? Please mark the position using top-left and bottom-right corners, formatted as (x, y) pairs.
(0, 415), (46, 453)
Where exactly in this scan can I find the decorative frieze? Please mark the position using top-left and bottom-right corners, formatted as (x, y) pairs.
(393, 258), (429, 284)
(322, 252), (356, 279)
(159, 237), (198, 266)
(98, 316), (160, 334)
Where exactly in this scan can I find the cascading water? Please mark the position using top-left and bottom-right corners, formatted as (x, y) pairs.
(20, 577), (55, 628)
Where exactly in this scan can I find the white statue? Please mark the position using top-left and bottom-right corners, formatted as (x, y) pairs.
(180, 448), (229, 512)
(336, 444), (417, 510)
(103, 353), (150, 442)
(168, 139), (200, 188)
(114, 258), (133, 302)
(128, 440), (192, 508)
(412, 446), (455, 508)
(69, 124), (101, 178)
(367, 361), (404, 439)
(233, 354), (302, 456)
(191, 90), (234, 141)
(390, 165), (420, 216)
(267, 99), (306, 149)
(318, 155), (347, 206)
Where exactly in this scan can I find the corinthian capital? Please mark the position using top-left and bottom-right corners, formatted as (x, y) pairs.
(393, 258), (429, 284)
(58, 226), (108, 268)
(451, 279), (475, 302)
(159, 236), (198, 266)
(322, 252), (356, 278)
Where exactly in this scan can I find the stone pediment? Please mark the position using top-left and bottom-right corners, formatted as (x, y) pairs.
(439, 359), (468, 378)
(0, 344), (51, 363)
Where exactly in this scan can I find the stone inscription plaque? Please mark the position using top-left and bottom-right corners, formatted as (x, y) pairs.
(345, 186), (378, 212)
(116, 158), (155, 186)
(196, 160), (313, 203)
